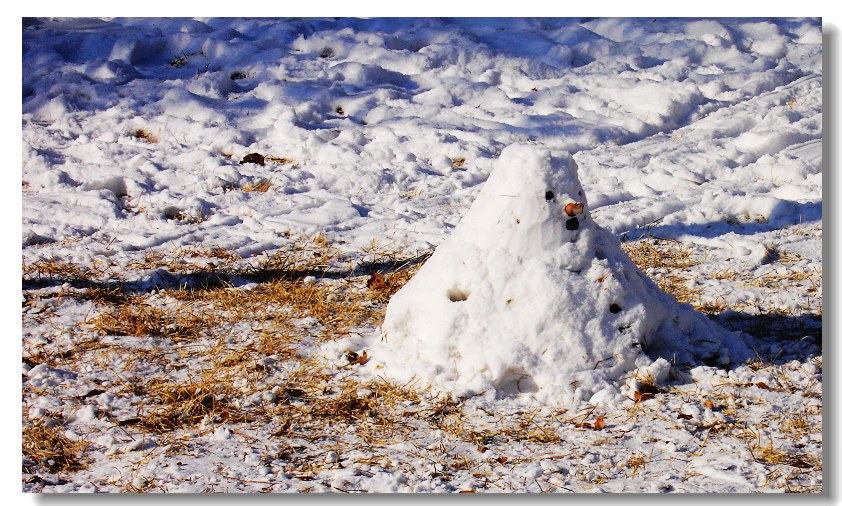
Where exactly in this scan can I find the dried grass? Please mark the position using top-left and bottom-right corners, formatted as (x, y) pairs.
(87, 299), (207, 342)
(255, 233), (339, 274)
(265, 155), (296, 166)
(242, 179), (272, 192)
(23, 259), (93, 281)
(622, 238), (701, 304)
(128, 128), (158, 143)
(23, 231), (822, 492)
(132, 377), (253, 432)
(22, 419), (88, 473)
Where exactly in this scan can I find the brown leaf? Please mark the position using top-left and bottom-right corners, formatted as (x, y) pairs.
(346, 350), (369, 366)
(755, 382), (771, 390)
(497, 456), (508, 464)
(677, 413), (693, 420)
(633, 391), (655, 403)
(459, 490), (476, 493)
(594, 415), (606, 430)
(366, 273), (387, 290)
(703, 399), (714, 410)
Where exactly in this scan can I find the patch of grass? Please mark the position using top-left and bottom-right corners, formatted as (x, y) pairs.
(750, 440), (820, 470)
(23, 260), (93, 281)
(23, 419), (88, 474)
(128, 247), (243, 275)
(128, 128), (158, 143)
(625, 452), (649, 477)
(133, 377), (252, 432)
(87, 299), (207, 342)
(80, 286), (128, 305)
(242, 179), (272, 193)
(622, 238), (701, 304)
(255, 233), (339, 274)
(265, 155), (296, 166)
(365, 268), (419, 304)
(250, 279), (376, 337)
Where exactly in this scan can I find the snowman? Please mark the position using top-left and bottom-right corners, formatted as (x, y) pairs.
(372, 144), (749, 406)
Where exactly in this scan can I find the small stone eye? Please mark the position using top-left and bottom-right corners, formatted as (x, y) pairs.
(545, 191), (554, 201)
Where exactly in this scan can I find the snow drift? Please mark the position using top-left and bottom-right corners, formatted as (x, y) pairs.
(374, 144), (751, 405)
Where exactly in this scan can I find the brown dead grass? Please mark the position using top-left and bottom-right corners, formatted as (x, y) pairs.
(128, 128), (158, 144)
(622, 238), (701, 304)
(242, 179), (272, 193)
(23, 260), (93, 281)
(131, 377), (253, 432)
(87, 299), (208, 342)
(22, 419), (88, 473)
(22, 232), (822, 492)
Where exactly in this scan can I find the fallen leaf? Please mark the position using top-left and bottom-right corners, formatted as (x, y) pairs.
(755, 382), (771, 390)
(346, 350), (369, 366)
(459, 490), (476, 493)
(677, 413), (693, 420)
(633, 391), (655, 403)
(594, 415), (606, 430)
(366, 273), (387, 290)
(497, 456), (508, 464)
(703, 399), (714, 410)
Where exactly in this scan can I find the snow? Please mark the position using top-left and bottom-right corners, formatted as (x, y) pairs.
(18, 15), (825, 495)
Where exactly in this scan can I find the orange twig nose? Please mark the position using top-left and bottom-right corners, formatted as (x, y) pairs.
(564, 202), (585, 216)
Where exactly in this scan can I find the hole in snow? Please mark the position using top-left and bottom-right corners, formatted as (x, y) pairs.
(610, 303), (622, 313)
(566, 217), (579, 230)
(163, 206), (186, 221)
(545, 190), (554, 201)
(495, 368), (539, 396)
(84, 176), (128, 198)
(447, 288), (470, 302)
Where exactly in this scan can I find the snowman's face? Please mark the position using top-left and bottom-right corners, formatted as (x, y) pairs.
(543, 187), (586, 231)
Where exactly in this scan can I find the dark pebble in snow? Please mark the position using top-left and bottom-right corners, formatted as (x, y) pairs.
(566, 217), (579, 230)
(610, 304), (622, 313)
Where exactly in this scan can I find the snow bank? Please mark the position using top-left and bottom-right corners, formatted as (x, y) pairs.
(374, 144), (750, 406)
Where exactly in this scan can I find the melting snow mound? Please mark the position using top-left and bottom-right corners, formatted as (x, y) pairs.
(374, 144), (751, 406)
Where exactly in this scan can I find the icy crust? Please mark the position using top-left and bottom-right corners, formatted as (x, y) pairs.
(376, 145), (750, 405)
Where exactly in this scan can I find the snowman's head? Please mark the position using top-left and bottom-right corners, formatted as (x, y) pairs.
(458, 144), (590, 256)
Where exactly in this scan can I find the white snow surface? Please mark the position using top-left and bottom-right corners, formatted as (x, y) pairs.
(21, 17), (822, 494)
